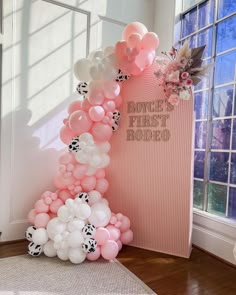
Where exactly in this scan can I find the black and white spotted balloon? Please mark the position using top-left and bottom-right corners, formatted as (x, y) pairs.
(25, 226), (36, 242)
(28, 242), (43, 257)
(77, 192), (89, 203)
(112, 110), (121, 132)
(76, 82), (88, 96)
(115, 69), (130, 82)
(68, 136), (81, 153)
(82, 224), (96, 238)
(82, 238), (97, 253)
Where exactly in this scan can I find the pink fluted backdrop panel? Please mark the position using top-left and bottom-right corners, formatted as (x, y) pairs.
(106, 63), (194, 258)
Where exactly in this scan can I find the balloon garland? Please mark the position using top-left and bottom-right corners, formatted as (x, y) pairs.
(25, 22), (160, 264)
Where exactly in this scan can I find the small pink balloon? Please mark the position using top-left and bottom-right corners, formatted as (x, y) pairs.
(88, 90), (104, 105)
(116, 240), (123, 251)
(60, 125), (75, 144)
(119, 216), (131, 232)
(115, 41), (127, 59)
(50, 199), (64, 214)
(114, 95), (123, 108)
(82, 98), (92, 112)
(86, 246), (101, 261)
(73, 164), (88, 179)
(141, 32), (159, 50)
(59, 153), (74, 165)
(34, 213), (50, 228)
(103, 81), (120, 99)
(89, 106), (105, 122)
(81, 176), (96, 191)
(95, 228), (110, 245)
(58, 189), (72, 202)
(101, 240), (119, 260)
(95, 169), (105, 179)
(120, 229), (133, 245)
(91, 123), (112, 142)
(34, 199), (49, 214)
(28, 209), (36, 224)
(95, 178), (109, 194)
(58, 174), (76, 186)
(69, 110), (92, 135)
(54, 174), (66, 189)
(127, 33), (142, 49)
(122, 22), (148, 41)
(135, 49), (155, 70)
(106, 225), (120, 241)
(103, 100), (116, 112)
(68, 100), (82, 114)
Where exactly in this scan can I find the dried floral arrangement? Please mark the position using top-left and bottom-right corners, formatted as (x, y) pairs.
(155, 41), (208, 106)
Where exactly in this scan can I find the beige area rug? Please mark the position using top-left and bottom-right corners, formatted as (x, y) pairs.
(0, 255), (156, 295)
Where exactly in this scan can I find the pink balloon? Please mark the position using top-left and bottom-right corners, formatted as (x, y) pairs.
(50, 199), (64, 214)
(106, 225), (120, 241)
(119, 216), (131, 232)
(73, 164), (88, 179)
(82, 98), (92, 112)
(81, 176), (96, 191)
(116, 240), (123, 251)
(120, 229), (133, 245)
(28, 209), (36, 224)
(34, 213), (50, 228)
(114, 95), (123, 108)
(122, 22), (148, 41)
(59, 153), (74, 165)
(91, 123), (112, 142)
(58, 189), (72, 202)
(48, 212), (57, 219)
(141, 32), (159, 50)
(58, 174), (76, 186)
(95, 178), (109, 194)
(86, 246), (101, 261)
(54, 174), (66, 189)
(101, 240), (119, 260)
(103, 100), (116, 112)
(127, 33), (142, 49)
(95, 228), (110, 245)
(135, 49), (155, 70)
(115, 41), (127, 59)
(89, 106), (105, 122)
(34, 199), (49, 214)
(60, 124), (76, 144)
(69, 110), (92, 135)
(95, 169), (105, 179)
(68, 100), (82, 114)
(103, 81), (120, 99)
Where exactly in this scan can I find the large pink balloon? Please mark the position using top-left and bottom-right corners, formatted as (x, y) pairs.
(95, 227), (110, 245)
(106, 225), (120, 241)
(34, 199), (49, 214)
(95, 169), (106, 179)
(101, 240), (119, 260)
(81, 176), (96, 191)
(88, 89), (104, 105)
(95, 178), (109, 194)
(60, 124), (76, 144)
(91, 123), (112, 142)
(34, 213), (50, 228)
(73, 164), (88, 179)
(120, 229), (133, 245)
(86, 246), (101, 261)
(103, 81), (120, 99)
(141, 32), (159, 50)
(69, 110), (92, 135)
(135, 49), (155, 70)
(127, 33), (142, 49)
(68, 101), (82, 114)
(59, 153), (75, 165)
(89, 106), (105, 122)
(58, 189), (72, 202)
(82, 98), (92, 112)
(119, 216), (131, 232)
(103, 100), (116, 112)
(122, 22), (148, 41)
(50, 199), (64, 214)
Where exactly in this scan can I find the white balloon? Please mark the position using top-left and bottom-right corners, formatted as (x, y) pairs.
(67, 231), (84, 248)
(54, 234), (63, 244)
(88, 203), (111, 227)
(90, 65), (101, 80)
(43, 240), (57, 257)
(67, 219), (85, 232)
(100, 154), (110, 168)
(57, 248), (69, 261)
(74, 58), (92, 82)
(65, 198), (74, 209)
(75, 203), (91, 220)
(47, 218), (66, 240)
(75, 150), (89, 164)
(79, 133), (94, 144)
(98, 142), (111, 153)
(57, 205), (73, 223)
(32, 228), (48, 246)
(68, 247), (86, 264)
(89, 154), (102, 168)
(104, 46), (115, 56)
(88, 190), (102, 205)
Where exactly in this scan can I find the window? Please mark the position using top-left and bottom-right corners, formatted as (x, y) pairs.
(175, 0), (236, 219)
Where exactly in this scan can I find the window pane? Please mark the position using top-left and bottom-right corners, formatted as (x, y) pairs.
(198, 27), (213, 58)
(194, 151), (205, 179)
(228, 187), (236, 218)
(183, 0), (202, 11)
(211, 119), (231, 150)
(218, 0), (236, 19)
(174, 19), (181, 45)
(195, 121), (207, 149)
(216, 16), (236, 54)
(233, 119), (236, 149)
(230, 153), (236, 184)
(207, 183), (227, 216)
(209, 152), (229, 182)
(214, 51), (236, 85)
(212, 86), (233, 118)
(198, 0), (214, 29)
(194, 59), (212, 91)
(194, 91), (209, 119)
(194, 180), (204, 209)
(182, 8), (198, 37)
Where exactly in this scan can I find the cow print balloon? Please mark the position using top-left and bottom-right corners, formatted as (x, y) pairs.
(68, 136), (81, 153)
(76, 82), (88, 95)
(115, 69), (130, 82)
(77, 192), (89, 203)
(25, 226), (36, 242)
(28, 242), (43, 257)
(82, 224), (96, 238)
(82, 238), (97, 253)
(112, 110), (121, 132)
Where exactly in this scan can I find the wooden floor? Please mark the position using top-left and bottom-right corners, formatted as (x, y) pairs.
(1, 240), (236, 294)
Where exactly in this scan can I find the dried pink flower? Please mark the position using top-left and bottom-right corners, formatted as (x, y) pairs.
(181, 72), (189, 79)
(168, 94), (179, 106)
